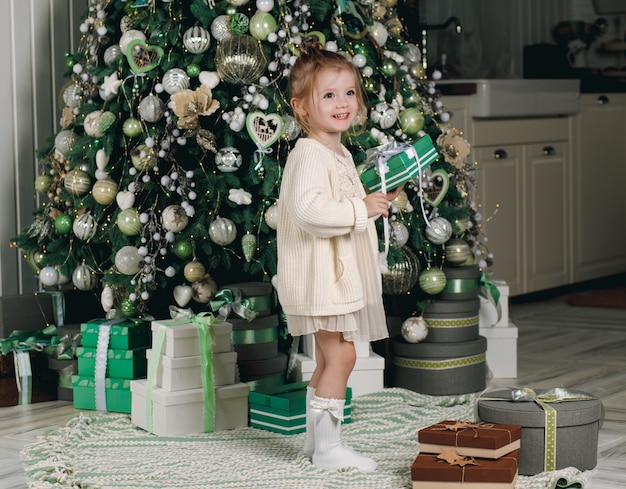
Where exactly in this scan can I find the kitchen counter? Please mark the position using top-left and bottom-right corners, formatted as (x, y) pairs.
(436, 75), (626, 95)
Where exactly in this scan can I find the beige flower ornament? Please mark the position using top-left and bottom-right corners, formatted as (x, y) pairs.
(170, 84), (220, 129)
(437, 128), (471, 169)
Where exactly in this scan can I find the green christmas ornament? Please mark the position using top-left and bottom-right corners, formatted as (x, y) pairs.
(54, 214), (73, 234)
(398, 107), (425, 136)
(174, 240), (193, 259)
(186, 63), (201, 77)
(117, 208), (141, 236)
(122, 118), (143, 137)
(27, 249), (45, 271)
(363, 77), (380, 94)
(249, 12), (277, 41)
(99, 111), (116, 133)
(241, 233), (256, 262)
(418, 268), (447, 295)
(34, 175), (50, 193)
(120, 297), (138, 318)
(380, 57), (399, 77)
(229, 12), (250, 35)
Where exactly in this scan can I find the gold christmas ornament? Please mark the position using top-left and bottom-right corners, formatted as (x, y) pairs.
(215, 35), (267, 85)
(92, 178), (118, 205)
(382, 246), (420, 295)
(184, 260), (206, 283)
(64, 169), (92, 196)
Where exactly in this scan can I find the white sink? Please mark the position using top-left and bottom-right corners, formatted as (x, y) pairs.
(436, 79), (581, 118)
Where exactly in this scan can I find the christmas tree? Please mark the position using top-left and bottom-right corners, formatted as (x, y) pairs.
(11, 0), (490, 321)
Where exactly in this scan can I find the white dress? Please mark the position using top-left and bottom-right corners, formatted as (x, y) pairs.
(286, 142), (389, 343)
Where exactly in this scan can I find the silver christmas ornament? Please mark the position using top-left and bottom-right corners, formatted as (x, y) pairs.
(425, 217), (453, 245)
(103, 44), (124, 67)
(72, 263), (97, 291)
(183, 26), (211, 54)
(211, 15), (232, 42)
(215, 146), (242, 172)
(138, 94), (165, 122)
(72, 213), (98, 241)
(215, 35), (267, 85)
(209, 216), (237, 246)
(162, 68), (190, 94)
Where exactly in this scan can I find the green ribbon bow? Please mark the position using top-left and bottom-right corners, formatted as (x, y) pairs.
(210, 288), (257, 322)
(479, 272), (502, 323)
(0, 326), (59, 355)
(477, 386), (597, 472)
(53, 333), (81, 360)
(146, 311), (217, 433)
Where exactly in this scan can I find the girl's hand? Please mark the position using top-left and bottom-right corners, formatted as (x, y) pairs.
(385, 183), (405, 201)
(364, 192), (391, 218)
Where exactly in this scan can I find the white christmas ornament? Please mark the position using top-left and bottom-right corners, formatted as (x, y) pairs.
(161, 204), (189, 233)
(264, 203), (279, 229)
(199, 71), (220, 89)
(95, 149), (110, 170)
(101, 285), (114, 312)
(116, 190), (135, 210)
(73, 213), (97, 241)
(209, 217), (237, 246)
(401, 316), (429, 343)
(115, 246), (143, 275)
(119, 29), (146, 53)
(192, 275), (218, 303)
(228, 188), (252, 205)
(425, 217), (453, 245)
(39, 266), (59, 287)
(100, 72), (122, 100)
(173, 284), (193, 307)
(72, 263), (97, 291)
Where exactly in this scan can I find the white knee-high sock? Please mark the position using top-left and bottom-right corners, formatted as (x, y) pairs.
(302, 385), (316, 457)
(310, 395), (377, 472)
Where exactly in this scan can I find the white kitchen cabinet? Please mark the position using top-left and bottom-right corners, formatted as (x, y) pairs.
(471, 118), (569, 296)
(569, 94), (626, 282)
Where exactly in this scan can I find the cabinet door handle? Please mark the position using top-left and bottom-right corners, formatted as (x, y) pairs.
(543, 146), (556, 156)
(493, 149), (508, 159)
(597, 95), (609, 105)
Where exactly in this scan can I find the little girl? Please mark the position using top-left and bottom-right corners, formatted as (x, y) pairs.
(276, 43), (400, 471)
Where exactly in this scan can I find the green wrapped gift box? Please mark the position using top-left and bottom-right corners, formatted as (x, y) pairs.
(249, 382), (351, 435)
(81, 318), (150, 350)
(72, 374), (132, 413)
(76, 346), (147, 379)
(360, 135), (439, 192)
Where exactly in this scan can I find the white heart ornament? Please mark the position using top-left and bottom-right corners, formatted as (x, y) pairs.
(173, 285), (193, 307)
(199, 70), (220, 89)
(246, 112), (284, 149)
(116, 190), (135, 210)
(101, 285), (114, 312)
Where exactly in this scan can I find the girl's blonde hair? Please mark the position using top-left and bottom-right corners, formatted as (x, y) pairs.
(288, 42), (368, 136)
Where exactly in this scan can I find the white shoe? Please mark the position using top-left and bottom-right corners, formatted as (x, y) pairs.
(302, 386), (315, 458)
(310, 396), (377, 472)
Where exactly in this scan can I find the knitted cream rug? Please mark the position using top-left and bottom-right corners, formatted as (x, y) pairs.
(22, 388), (593, 489)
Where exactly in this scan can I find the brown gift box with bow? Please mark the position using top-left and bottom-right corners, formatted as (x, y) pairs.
(411, 449), (519, 488)
(418, 420), (522, 459)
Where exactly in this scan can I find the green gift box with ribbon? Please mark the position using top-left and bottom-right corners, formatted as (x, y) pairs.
(76, 346), (148, 379)
(360, 134), (439, 192)
(477, 387), (604, 475)
(81, 318), (150, 350)
(249, 382), (352, 435)
(72, 374), (132, 413)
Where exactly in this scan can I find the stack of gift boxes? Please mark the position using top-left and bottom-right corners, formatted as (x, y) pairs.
(130, 315), (249, 436)
(72, 318), (150, 413)
(411, 420), (521, 488)
(390, 263), (487, 395)
(219, 282), (288, 391)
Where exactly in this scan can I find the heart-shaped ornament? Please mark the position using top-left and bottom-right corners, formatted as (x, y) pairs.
(116, 190), (135, 210)
(173, 285), (193, 307)
(423, 169), (450, 207)
(246, 112), (284, 149)
(126, 39), (164, 74)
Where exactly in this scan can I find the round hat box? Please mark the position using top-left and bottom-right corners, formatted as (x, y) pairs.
(391, 335), (486, 395)
(423, 298), (480, 343)
(439, 265), (481, 301)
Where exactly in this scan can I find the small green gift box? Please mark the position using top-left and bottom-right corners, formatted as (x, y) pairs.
(72, 374), (132, 413)
(81, 318), (150, 350)
(360, 134), (439, 192)
(76, 346), (147, 379)
(249, 382), (351, 435)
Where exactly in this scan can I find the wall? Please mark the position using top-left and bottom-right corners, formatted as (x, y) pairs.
(0, 0), (84, 296)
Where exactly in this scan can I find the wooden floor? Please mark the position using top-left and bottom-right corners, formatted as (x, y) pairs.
(1, 279), (625, 489)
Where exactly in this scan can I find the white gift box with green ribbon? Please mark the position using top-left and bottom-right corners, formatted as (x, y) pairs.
(360, 134), (439, 192)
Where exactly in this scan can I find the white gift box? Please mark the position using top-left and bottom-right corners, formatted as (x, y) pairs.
(150, 319), (233, 357)
(146, 348), (237, 391)
(130, 379), (249, 436)
(300, 335), (371, 359)
(479, 280), (510, 328)
(295, 351), (385, 397)
(479, 322), (518, 378)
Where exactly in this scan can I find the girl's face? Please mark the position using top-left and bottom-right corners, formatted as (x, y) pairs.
(294, 67), (359, 142)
